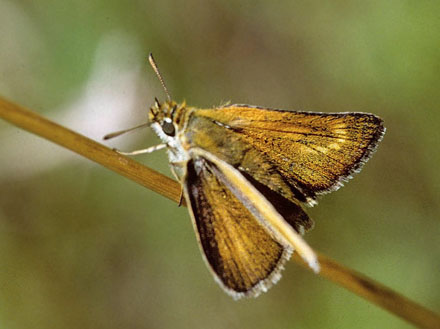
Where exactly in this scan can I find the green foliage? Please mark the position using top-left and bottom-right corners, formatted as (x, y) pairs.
(0, 1), (439, 328)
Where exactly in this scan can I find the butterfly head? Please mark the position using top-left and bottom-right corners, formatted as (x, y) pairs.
(148, 98), (187, 143)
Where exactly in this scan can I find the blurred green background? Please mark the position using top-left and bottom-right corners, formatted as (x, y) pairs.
(0, 1), (439, 328)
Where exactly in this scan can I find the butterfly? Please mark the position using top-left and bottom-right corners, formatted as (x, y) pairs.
(104, 54), (385, 299)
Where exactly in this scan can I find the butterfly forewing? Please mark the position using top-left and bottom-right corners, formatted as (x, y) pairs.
(188, 105), (385, 204)
(184, 157), (292, 298)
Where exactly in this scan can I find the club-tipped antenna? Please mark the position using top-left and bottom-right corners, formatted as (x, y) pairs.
(103, 122), (150, 140)
(148, 53), (171, 102)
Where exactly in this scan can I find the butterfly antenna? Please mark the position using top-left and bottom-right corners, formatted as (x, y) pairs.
(103, 122), (149, 140)
(148, 53), (171, 102)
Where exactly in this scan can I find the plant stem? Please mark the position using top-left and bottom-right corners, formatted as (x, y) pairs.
(1, 96), (439, 329)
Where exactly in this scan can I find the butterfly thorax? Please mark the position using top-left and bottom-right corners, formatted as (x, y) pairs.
(149, 100), (193, 180)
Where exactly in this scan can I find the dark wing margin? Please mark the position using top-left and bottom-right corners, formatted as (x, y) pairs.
(184, 157), (292, 299)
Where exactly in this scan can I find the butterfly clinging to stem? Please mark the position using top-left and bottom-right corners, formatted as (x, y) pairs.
(104, 54), (385, 299)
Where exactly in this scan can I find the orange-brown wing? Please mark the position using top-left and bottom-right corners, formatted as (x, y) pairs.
(183, 157), (293, 299)
(186, 104), (385, 205)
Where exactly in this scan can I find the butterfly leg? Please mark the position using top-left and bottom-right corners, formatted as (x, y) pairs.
(113, 143), (167, 156)
(177, 189), (184, 207)
(169, 161), (187, 207)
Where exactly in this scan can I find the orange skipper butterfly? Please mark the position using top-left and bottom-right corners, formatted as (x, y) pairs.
(104, 54), (385, 299)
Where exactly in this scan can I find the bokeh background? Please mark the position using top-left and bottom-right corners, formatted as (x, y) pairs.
(1, 1), (439, 328)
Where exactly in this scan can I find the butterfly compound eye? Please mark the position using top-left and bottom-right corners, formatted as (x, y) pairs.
(161, 119), (176, 136)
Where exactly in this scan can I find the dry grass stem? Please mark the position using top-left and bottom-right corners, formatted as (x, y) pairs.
(1, 96), (439, 329)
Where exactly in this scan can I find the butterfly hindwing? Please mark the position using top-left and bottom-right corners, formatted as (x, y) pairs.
(240, 171), (314, 234)
(183, 156), (292, 298)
